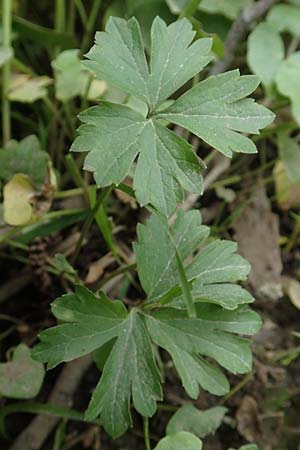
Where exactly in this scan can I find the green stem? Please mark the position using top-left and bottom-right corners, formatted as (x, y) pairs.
(75, 0), (88, 26)
(218, 371), (253, 405)
(2, 0), (12, 144)
(54, 0), (65, 55)
(81, 0), (102, 52)
(175, 249), (197, 318)
(179, 0), (202, 18)
(63, 101), (76, 137)
(71, 187), (111, 264)
(143, 417), (152, 450)
(55, 0), (65, 32)
(65, 154), (90, 203)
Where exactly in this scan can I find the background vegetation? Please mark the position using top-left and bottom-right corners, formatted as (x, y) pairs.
(1, 1), (300, 449)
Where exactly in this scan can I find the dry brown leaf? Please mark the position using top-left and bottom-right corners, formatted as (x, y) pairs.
(236, 395), (262, 442)
(273, 161), (300, 210)
(234, 184), (283, 300)
(85, 253), (115, 284)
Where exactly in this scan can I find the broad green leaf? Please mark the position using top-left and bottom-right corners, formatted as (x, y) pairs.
(154, 432), (202, 450)
(32, 285), (127, 369)
(166, 404), (227, 437)
(0, 135), (49, 187)
(85, 309), (162, 437)
(52, 49), (106, 102)
(0, 344), (44, 399)
(71, 102), (204, 215)
(0, 46), (13, 67)
(8, 74), (52, 103)
(134, 210), (252, 309)
(267, 4), (300, 36)
(145, 304), (261, 398)
(159, 70), (274, 157)
(276, 53), (300, 124)
(278, 133), (300, 183)
(247, 23), (284, 87)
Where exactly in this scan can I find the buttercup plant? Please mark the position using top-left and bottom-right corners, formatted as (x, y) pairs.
(32, 15), (274, 445)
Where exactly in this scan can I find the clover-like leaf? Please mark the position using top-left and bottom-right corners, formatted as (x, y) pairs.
(72, 16), (274, 215)
(134, 209), (252, 309)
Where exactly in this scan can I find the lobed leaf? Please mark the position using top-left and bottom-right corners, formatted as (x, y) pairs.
(159, 70), (274, 157)
(166, 404), (227, 438)
(32, 285), (127, 369)
(72, 17), (274, 214)
(145, 305), (260, 398)
(135, 209), (252, 310)
(85, 309), (162, 437)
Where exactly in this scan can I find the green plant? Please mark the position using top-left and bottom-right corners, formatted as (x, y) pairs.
(31, 15), (273, 446)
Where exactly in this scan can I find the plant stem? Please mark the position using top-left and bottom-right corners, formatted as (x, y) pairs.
(71, 187), (111, 264)
(65, 154), (90, 203)
(175, 249), (197, 318)
(54, 0), (65, 55)
(218, 371), (253, 405)
(2, 0), (12, 144)
(96, 263), (137, 290)
(179, 0), (202, 18)
(81, 0), (102, 52)
(143, 417), (152, 450)
(75, 0), (88, 26)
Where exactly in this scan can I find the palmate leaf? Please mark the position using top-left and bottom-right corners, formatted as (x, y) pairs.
(71, 16), (274, 215)
(158, 70), (274, 157)
(33, 210), (261, 438)
(134, 209), (252, 309)
(33, 286), (162, 438)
